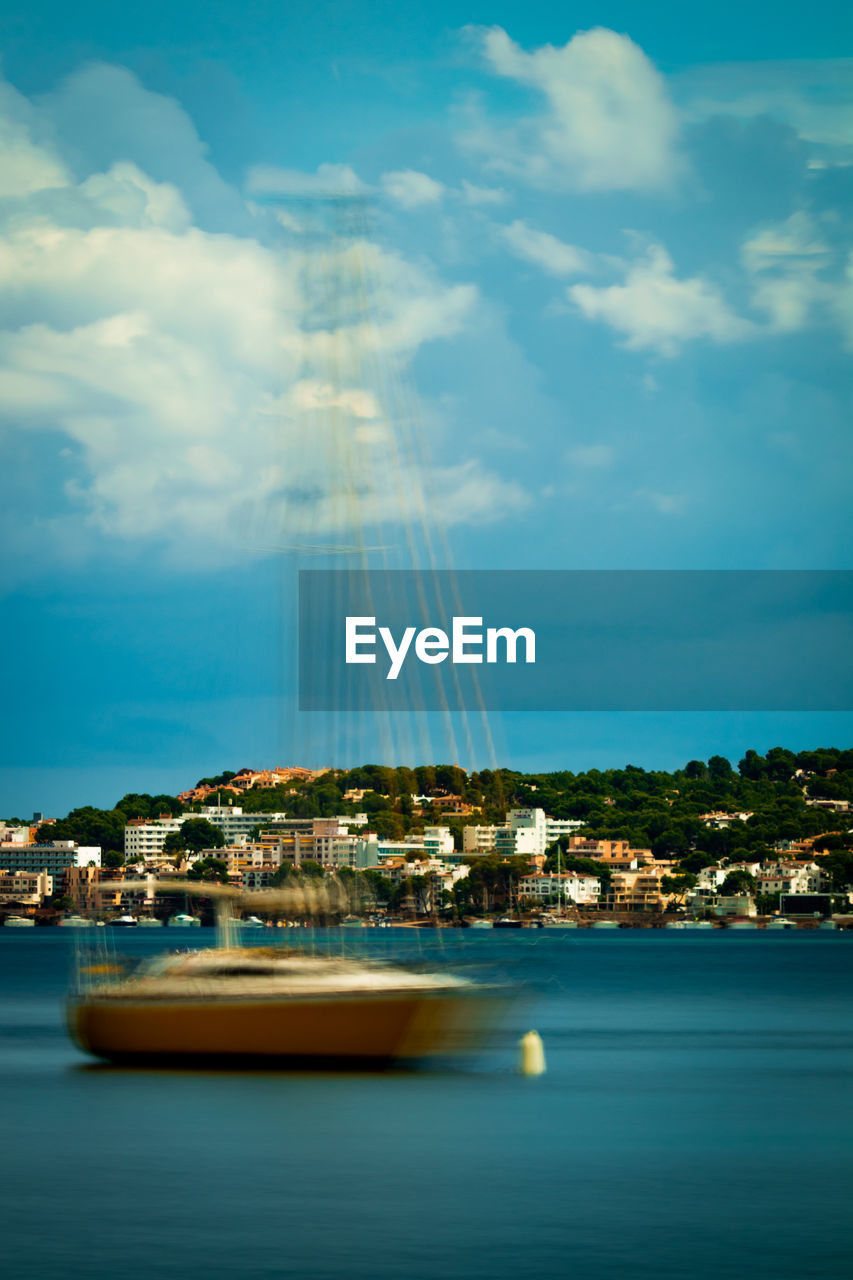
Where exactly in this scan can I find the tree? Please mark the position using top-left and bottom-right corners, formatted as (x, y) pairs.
(165, 819), (225, 854)
(186, 857), (229, 883)
(720, 869), (756, 896)
(660, 873), (698, 902)
(708, 755), (733, 782)
(102, 850), (124, 869)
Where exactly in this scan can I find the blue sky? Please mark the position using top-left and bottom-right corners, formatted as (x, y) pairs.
(0, 2), (851, 814)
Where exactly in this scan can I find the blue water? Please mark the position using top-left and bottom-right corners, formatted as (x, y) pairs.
(1, 928), (852, 1280)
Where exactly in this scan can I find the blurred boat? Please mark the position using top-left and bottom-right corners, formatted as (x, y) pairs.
(110, 915), (138, 927)
(466, 919), (493, 929)
(539, 914), (578, 929)
(67, 879), (507, 1066)
(4, 915), (35, 927)
(59, 915), (94, 928)
(167, 913), (201, 927)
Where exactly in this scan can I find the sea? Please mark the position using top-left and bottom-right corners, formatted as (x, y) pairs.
(1, 927), (851, 1280)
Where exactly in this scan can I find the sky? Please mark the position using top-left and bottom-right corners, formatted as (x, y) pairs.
(0, 1), (851, 815)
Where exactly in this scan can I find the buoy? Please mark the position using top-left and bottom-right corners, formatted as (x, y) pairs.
(519, 1029), (546, 1076)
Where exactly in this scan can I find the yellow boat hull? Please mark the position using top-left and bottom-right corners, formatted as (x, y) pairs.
(68, 990), (493, 1065)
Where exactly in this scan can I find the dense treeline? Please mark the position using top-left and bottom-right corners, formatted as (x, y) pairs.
(16, 746), (853, 868)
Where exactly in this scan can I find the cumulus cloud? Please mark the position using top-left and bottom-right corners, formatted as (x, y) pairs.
(742, 211), (834, 332)
(460, 26), (681, 192)
(381, 169), (446, 209)
(0, 68), (523, 564)
(500, 219), (592, 277)
(569, 242), (753, 355)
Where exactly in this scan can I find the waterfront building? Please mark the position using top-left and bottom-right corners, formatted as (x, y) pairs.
(0, 870), (53, 905)
(518, 872), (600, 905)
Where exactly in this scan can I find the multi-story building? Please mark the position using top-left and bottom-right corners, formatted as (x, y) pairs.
(518, 872), (600, 905)
(544, 817), (587, 844)
(124, 807), (291, 859)
(0, 841), (98, 878)
(563, 837), (652, 871)
(609, 866), (673, 912)
(0, 870), (53, 905)
(462, 825), (499, 857)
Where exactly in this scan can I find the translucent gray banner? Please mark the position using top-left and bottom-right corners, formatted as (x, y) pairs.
(298, 570), (853, 712)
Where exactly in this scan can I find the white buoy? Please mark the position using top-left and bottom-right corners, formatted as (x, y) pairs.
(519, 1029), (546, 1076)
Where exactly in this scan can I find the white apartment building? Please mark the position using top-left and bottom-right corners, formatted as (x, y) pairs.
(544, 817), (587, 843)
(423, 827), (455, 858)
(124, 807), (291, 858)
(518, 872), (600, 904)
(756, 862), (828, 895)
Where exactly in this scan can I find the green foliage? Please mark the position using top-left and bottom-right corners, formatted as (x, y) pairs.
(186, 857), (229, 883)
(39, 746), (853, 886)
(165, 819), (225, 854)
(102, 849), (124, 869)
(720, 869), (756, 896)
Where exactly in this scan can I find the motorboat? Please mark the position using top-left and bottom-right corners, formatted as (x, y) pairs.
(493, 916), (523, 929)
(4, 915), (35, 927)
(137, 917), (163, 927)
(590, 920), (620, 929)
(167, 913), (201, 927)
(765, 917), (795, 930)
(466, 919), (493, 929)
(110, 915), (138, 927)
(59, 915), (95, 927)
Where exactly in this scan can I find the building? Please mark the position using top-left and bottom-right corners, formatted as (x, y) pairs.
(462, 826), (499, 857)
(0, 841), (96, 878)
(0, 870), (52, 905)
(518, 872), (600, 905)
(563, 837), (655, 870)
(544, 817), (586, 844)
(124, 807), (290, 859)
(609, 867), (673, 912)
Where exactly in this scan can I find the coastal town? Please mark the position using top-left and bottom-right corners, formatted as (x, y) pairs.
(2, 749), (852, 928)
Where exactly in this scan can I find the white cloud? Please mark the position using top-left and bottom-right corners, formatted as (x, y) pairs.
(0, 70), (522, 563)
(461, 26), (681, 192)
(570, 242), (753, 355)
(500, 219), (592, 277)
(460, 180), (508, 206)
(0, 82), (70, 197)
(742, 212), (833, 333)
(381, 169), (446, 209)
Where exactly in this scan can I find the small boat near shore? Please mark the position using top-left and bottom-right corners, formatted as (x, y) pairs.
(59, 915), (95, 927)
(4, 915), (35, 927)
(110, 915), (138, 927)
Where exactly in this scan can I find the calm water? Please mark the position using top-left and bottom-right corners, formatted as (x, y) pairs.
(1, 927), (851, 1280)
